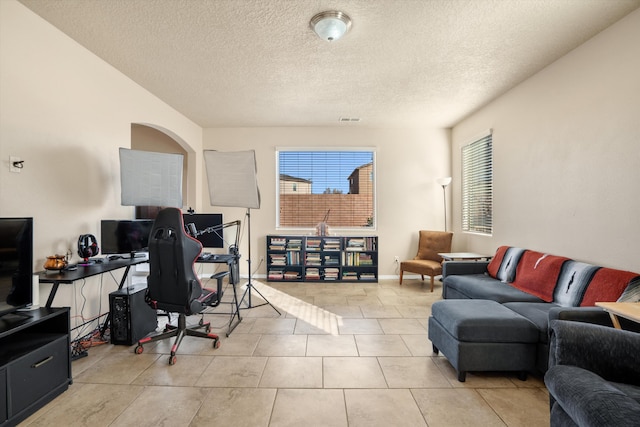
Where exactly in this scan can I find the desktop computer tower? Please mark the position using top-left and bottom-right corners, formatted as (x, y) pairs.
(109, 283), (157, 345)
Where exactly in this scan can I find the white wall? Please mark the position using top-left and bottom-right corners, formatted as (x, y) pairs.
(451, 9), (640, 273)
(203, 127), (451, 278)
(0, 1), (203, 330)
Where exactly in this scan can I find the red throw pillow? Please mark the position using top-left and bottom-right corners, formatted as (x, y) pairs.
(511, 251), (569, 302)
(580, 268), (640, 306)
(487, 246), (509, 279)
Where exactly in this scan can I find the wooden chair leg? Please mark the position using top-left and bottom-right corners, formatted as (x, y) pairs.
(399, 270), (403, 285)
(430, 275), (435, 292)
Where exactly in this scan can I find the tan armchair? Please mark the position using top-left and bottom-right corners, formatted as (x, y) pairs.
(399, 230), (453, 291)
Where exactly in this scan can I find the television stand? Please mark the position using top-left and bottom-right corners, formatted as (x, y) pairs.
(1, 310), (33, 321)
(0, 307), (71, 426)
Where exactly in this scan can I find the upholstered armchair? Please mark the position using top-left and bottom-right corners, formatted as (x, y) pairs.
(545, 320), (640, 426)
(399, 230), (453, 291)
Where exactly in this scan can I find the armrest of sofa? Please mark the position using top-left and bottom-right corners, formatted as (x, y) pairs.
(442, 261), (489, 278)
(546, 364), (640, 427)
(548, 306), (613, 325)
(549, 306), (640, 332)
(548, 320), (640, 385)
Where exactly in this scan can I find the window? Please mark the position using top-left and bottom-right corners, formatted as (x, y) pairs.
(276, 148), (376, 229)
(462, 132), (493, 235)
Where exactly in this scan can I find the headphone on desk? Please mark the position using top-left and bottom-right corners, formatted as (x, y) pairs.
(77, 234), (99, 261)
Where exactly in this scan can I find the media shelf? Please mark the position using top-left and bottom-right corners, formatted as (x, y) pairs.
(266, 235), (378, 282)
(0, 307), (71, 426)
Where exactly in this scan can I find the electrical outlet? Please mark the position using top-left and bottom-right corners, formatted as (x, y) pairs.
(259, 255), (265, 262)
(394, 256), (399, 263)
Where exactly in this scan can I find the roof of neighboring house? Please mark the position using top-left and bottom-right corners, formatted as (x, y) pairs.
(280, 174), (311, 184)
(348, 163), (373, 179)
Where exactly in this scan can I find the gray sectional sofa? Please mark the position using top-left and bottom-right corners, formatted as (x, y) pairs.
(432, 246), (640, 374)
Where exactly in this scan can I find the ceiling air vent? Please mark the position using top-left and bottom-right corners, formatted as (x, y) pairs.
(339, 117), (360, 122)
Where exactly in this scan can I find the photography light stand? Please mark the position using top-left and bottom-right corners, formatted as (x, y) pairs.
(203, 150), (280, 315)
(240, 208), (280, 313)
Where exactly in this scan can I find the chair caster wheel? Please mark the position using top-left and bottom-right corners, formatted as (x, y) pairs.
(213, 339), (221, 349)
(169, 355), (177, 365)
(135, 345), (144, 354)
(205, 325), (211, 333)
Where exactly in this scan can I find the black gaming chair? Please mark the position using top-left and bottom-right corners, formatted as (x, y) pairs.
(135, 207), (220, 365)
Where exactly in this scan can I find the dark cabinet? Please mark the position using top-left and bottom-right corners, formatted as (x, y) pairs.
(0, 308), (71, 426)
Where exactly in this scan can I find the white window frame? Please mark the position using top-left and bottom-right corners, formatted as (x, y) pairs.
(462, 131), (493, 235)
(275, 147), (377, 231)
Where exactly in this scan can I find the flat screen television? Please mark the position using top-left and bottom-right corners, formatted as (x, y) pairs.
(100, 219), (154, 257)
(182, 213), (224, 248)
(0, 217), (33, 316)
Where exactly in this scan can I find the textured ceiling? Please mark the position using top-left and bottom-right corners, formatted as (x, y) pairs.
(19, 0), (640, 128)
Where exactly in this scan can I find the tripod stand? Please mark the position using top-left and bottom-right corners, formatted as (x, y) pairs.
(239, 208), (280, 314)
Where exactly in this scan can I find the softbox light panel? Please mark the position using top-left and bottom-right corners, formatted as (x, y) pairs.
(204, 150), (260, 209)
(119, 148), (183, 208)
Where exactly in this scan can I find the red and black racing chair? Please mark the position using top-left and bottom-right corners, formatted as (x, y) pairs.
(135, 207), (220, 364)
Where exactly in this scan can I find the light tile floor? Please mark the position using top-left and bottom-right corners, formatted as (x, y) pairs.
(22, 279), (550, 426)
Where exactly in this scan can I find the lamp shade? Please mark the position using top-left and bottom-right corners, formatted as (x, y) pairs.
(436, 177), (452, 187)
(310, 11), (352, 42)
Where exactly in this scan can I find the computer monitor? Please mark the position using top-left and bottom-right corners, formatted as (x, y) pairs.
(182, 213), (224, 248)
(100, 219), (154, 256)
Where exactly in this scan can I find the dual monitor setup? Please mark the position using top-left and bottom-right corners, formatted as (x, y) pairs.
(99, 213), (224, 259)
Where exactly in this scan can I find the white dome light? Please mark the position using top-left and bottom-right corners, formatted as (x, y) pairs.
(310, 11), (352, 42)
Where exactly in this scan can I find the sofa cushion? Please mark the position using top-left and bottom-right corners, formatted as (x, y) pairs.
(511, 251), (569, 302)
(431, 300), (538, 343)
(443, 274), (545, 303)
(582, 268), (640, 306)
(552, 261), (601, 307)
(486, 246), (524, 283)
(503, 302), (560, 343)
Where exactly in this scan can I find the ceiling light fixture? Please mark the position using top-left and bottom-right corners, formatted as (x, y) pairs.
(310, 11), (352, 42)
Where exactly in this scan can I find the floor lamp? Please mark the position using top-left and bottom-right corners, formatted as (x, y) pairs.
(436, 177), (452, 232)
(203, 150), (280, 315)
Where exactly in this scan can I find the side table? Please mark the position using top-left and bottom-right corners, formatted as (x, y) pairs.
(438, 252), (492, 261)
(595, 302), (640, 329)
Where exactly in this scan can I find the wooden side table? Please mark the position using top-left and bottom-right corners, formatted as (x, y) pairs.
(595, 302), (640, 329)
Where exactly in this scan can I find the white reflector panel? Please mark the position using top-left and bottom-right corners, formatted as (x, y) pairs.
(119, 148), (183, 208)
(204, 150), (260, 209)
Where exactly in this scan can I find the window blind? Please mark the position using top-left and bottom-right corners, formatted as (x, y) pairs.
(462, 134), (493, 234)
(276, 149), (375, 229)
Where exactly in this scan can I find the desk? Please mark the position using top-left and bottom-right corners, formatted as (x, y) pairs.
(38, 257), (148, 308)
(38, 254), (242, 338)
(439, 252), (492, 261)
(595, 302), (640, 329)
